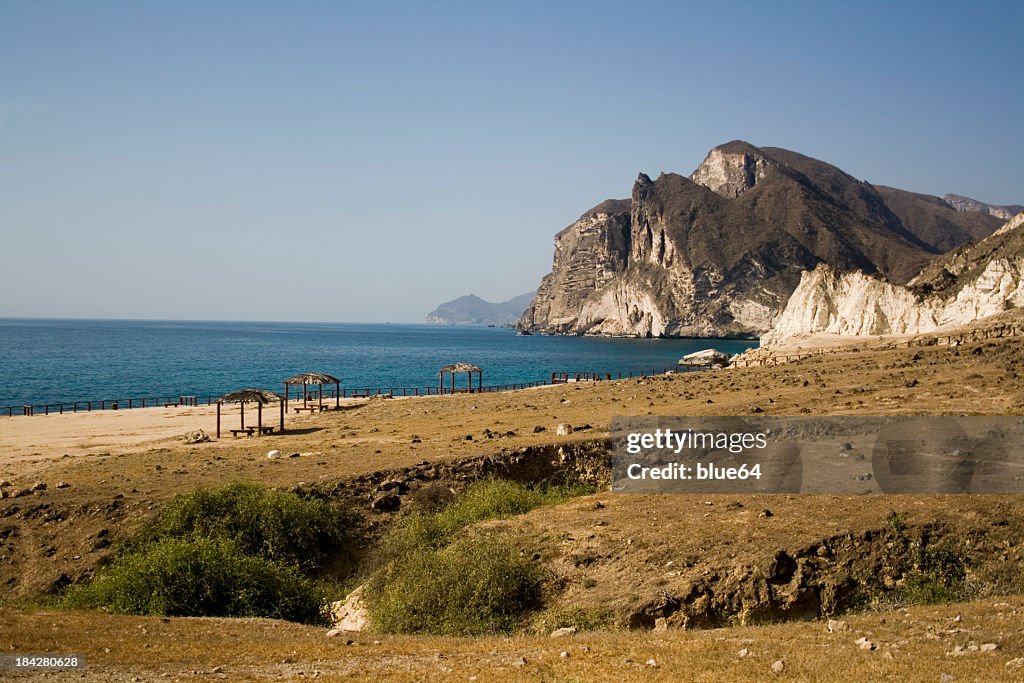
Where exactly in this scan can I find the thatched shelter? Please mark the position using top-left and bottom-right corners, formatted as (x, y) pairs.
(217, 388), (284, 438)
(678, 349), (733, 368)
(283, 372), (341, 411)
(439, 362), (482, 394)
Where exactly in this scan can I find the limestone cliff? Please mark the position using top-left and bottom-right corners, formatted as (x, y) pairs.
(762, 212), (1024, 345)
(519, 141), (1004, 338)
(944, 194), (1024, 222)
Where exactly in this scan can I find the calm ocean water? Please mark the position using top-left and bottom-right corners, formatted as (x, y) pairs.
(0, 319), (757, 408)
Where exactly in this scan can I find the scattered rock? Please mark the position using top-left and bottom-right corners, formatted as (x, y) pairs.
(370, 494), (400, 512)
(827, 619), (850, 633)
(31, 481), (47, 492)
(0, 480), (10, 487)
(559, 651), (569, 659)
(556, 423), (573, 436)
(511, 657), (527, 668)
(940, 674), (953, 682)
(183, 430), (211, 444)
(550, 627), (577, 638)
(771, 659), (785, 673)
(855, 637), (876, 651)
(267, 450), (281, 460)
(646, 658), (657, 668)
(758, 509), (774, 518)
(750, 405), (764, 413)
(289, 452), (300, 458)
(738, 648), (750, 658)
(980, 643), (998, 652)
(1006, 657), (1024, 669)
(56, 481), (70, 489)
(533, 425), (546, 433)
(377, 480), (409, 494)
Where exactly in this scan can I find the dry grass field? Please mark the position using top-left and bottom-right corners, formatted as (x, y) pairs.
(1, 330), (1023, 680)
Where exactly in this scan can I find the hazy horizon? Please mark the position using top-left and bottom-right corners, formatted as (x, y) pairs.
(2, 1), (1022, 323)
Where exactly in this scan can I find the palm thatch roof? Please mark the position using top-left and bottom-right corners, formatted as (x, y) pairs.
(283, 372), (341, 385)
(439, 362), (482, 373)
(218, 388), (283, 404)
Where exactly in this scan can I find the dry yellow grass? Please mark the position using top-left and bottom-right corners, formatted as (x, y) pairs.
(2, 596), (1022, 681)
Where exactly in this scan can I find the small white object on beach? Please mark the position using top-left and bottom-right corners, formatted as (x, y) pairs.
(267, 450), (281, 459)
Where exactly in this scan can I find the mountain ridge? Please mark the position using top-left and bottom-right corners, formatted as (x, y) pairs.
(518, 140), (1009, 338)
(427, 292), (535, 326)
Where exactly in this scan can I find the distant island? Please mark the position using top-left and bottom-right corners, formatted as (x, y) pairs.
(426, 292), (535, 326)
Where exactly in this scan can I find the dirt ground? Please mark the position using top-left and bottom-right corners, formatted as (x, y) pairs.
(2, 596), (1022, 681)
(1, 330), (1023, 680)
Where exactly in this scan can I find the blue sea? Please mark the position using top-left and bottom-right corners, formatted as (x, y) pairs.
(0, 319), (757, 410)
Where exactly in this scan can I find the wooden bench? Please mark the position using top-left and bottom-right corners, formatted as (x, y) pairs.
(230, 426), (275, 437)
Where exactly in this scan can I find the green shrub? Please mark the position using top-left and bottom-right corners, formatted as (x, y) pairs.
(65, 537), (326, 624)
(134, 482), (357, 572)
(364, 478), (590, 635)
(63, 483), (358, 624)
(366, 535), (542, 635)
(378, 478), (592, 564)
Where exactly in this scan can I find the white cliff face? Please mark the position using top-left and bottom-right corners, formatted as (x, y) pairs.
(941, 257), (1024, 325)
(690, 146), (771, 198)
(763, 213), (1024, 346)
(761, 267), (938, 345)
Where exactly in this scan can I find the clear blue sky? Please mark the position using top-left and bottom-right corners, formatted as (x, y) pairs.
(1, 1), (1021, 322)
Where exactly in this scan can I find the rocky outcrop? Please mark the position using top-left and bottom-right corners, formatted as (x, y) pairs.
(762, 212), (1024, 345)
(517, 200), (632, 333)
(689, 140), (770, 198)
(519, 141), (1004, 338)
(944, 193), (1024, 221)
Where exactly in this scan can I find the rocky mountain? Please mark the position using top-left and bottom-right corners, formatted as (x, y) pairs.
(426, 292), (535, 326)
(518, 141), (1006, 337)
(943, 194), (1024, 222)
(761, 211), (1024, 345)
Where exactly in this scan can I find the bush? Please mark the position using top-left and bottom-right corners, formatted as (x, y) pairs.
(378, 478), (591, 563)
(63, 483), (359, 624)
(366, 536), (542, 635)
(133, 482), (357, 572)
(365, 478), (590, 634)
(65, 537), (327, 624)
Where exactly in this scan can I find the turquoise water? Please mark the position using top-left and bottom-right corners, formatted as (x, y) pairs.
(0, 319), (757, 408)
